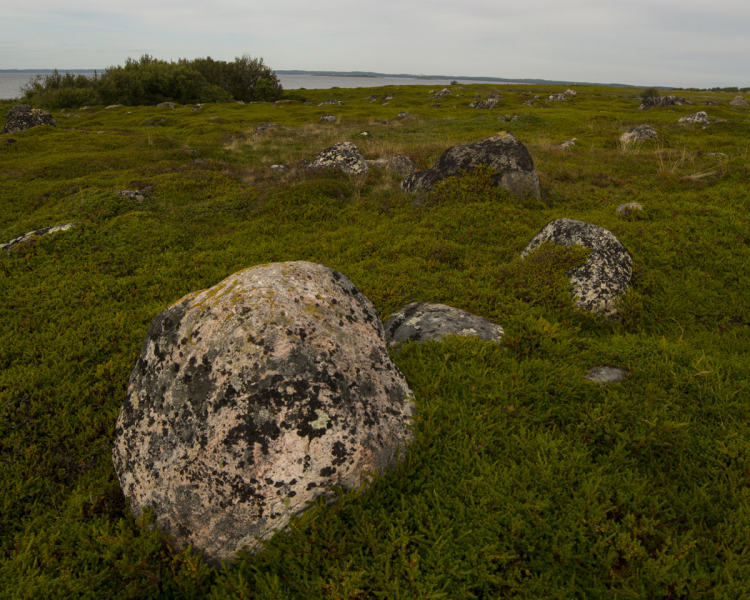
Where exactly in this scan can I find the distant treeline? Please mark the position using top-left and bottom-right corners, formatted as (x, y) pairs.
(18, 54), (289, 109)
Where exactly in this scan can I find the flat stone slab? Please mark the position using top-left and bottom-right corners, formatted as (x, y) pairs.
(584, 366), (629, 384)
(1, 222), (77, 251)
(383, 302), (504, 349)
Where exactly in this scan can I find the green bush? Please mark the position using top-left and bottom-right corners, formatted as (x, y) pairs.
(641, 87), (660, 100)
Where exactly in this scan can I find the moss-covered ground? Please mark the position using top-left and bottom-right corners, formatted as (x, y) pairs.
(1, 84), (750, 598)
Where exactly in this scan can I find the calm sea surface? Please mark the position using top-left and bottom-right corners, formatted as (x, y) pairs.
(0, 72), (519, 100)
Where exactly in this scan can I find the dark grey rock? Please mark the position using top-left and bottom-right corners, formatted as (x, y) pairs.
(255, 122), (276, 133)
(401, 132), (541, 200)
(1, 222), (77, 251)
(432, 88), (452, 99)
(387, 155), (418, 175)
(638, 95), (693, 110)
(521, 218), (633, 318)
(704, 100), (718, 106)
(383, 302), (504, 349)
(307, 141), (368, 175)
(2, 105), (58, 135)
(584, 366), (629, 384)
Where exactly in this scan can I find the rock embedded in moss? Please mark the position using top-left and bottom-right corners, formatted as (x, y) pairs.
(729, 96), (748, 107)
(521, 218), (633, 318)
(620, 124), (657, 143)
(473, 94), (501, 109)
(387, 155), (418, 175)
(112, 261), (416, 566)
(616, 202), (644, 216)
(307, 141), (368, 175)
(678, 111), (709, 124)
(383, 303), (504, 349)
(432, 88), (452, 98)
(401, 132), (541, 200)
(584, 366), (629, 384)
(638, 95), (693, 110)
(2, 105), (58, 135)
(1, 222), (77, 251)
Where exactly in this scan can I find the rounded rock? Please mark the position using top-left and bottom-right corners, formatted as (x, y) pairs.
(112, 261), (415, 566)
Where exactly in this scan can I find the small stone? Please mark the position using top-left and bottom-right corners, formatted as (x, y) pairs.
(237, 101), (245, 105)
(255, 122), (276, 133)
(270, 164), (287, 172)
(194, 158), (207, 165)
(359, 131), (372, 137)
(156, 102), (175, 108)
(678, 111), (709, 124)
(387, 155), (418, 175)
(431, 103), (441, 107)
(319, 115), (337, 123)
(584, 366), (629, 384)
(396, 112), (414, 119)
(318, 99), (345, 106)
(620, 124), (658, 143)
(116, 190), (151, 203)
(555, 138), (577, 149)
(106, 104), (125, 109)
(307, 141), (368, 176)
(616, 202), (643, 216)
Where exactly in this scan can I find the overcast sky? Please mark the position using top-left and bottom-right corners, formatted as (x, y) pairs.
(2, 0), (749, 88)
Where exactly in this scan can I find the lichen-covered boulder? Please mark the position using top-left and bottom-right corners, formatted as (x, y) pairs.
(638, 95), (693, 110)
(318, 99), (344, 106)
(473, 94), (501, 109)
(620, 125), (657, 143)
(307, 141), (367, 175)
(397, 112), (414, 119)
(116, 189), (151, 203)
(1, 222), (77, 251)
(521, 218), (632, 318)
(729, 96), (748, 107)
(401, 132), (541, 200)
(383, 303), (504, 349)
(112, 261), (415, 566)
(548, 93), (568, 102)
(319, 115), (337, 123)
(432, 88), (452, 98)
(678, 111), (709, 124)
(2, 105), (58, 135)
(565, 89), (577, 96)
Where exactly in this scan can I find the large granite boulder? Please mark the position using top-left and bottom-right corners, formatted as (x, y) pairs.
(520, 218), (632, 318)
(2, 105), (58, 135)
(1, 222), (77, 251)
(307, 141), (368, 175)
(401, 133), (541, 200)
(432, 88), (452, 98)
(112, 261), (416, 566)
(729, 96), (749, 107)
(638, 95), (693, 110)
(383, 303), (504, 349)
(620, 124), (657, 143)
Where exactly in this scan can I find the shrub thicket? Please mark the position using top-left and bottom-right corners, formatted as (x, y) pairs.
(20, 54), (283, 109)
(640, 87), (660, 100)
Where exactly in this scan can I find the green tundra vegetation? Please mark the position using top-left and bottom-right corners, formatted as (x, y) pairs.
(1, 80), (749, 599)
